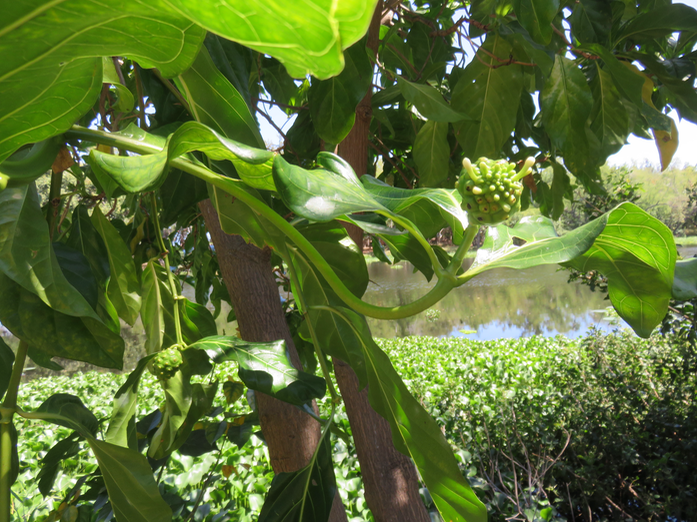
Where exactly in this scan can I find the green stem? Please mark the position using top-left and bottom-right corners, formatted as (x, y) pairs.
(283, 245), (341, 404)
(446, 224), (480, 277)
(65, 125), (458, 319)
(386, 213), (444, 278)
(1, 341), (28, 522)
(149, 193), (185, 347)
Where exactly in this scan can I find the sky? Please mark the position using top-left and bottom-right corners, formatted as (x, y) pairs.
(258, 0), (697, 168)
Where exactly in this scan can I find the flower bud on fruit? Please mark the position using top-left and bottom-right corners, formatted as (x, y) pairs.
(456, 156), (535, 225)
(151, 347), (183, 380)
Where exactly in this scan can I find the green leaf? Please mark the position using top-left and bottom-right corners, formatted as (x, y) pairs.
(166, 0), (378, 79)
(361, 175), (468, 241)
(148, 369), (193, 459)
(102, 57), (135, 113)
(176, 47), (264, 147)
(258, 435), (336, 522)
(396, 78), (469, 122)
(0, 0), (205, 162)
(413, 121), (450, 187)
(159, 169), (208, 227)
(0, 423), (19, 490)
(583, 44), (644, 107)
(189, 336), (326, 406)
(66, 206), (111, 288)
(617, 3), (697, 42)
(168, 121), (275, 191)
(36, 394), (99, 437)
(106, 355), (157, 450)
(311, 307), (487, 522)
(513, 0), (559, 44)
(91, 207), (141, 325)
(308, 39), (373, 144)
(673, 258), (697, 300)
(37, 433), (81, 497)
(540, 55), (600, 179)
(0, 138), (62, 189)
(569, 0), (612, 43)
(0, 272), (124, 368)
(273, 155), (387, 221)
(589, 65), (631, 158)
(89, 147), (169, 194)
(0, 185), (102, 319)
(0, 337), (14, 401)
(452, 34), (524, 159)
(378, 233), (437, 281)
(52, 242), (99, 310)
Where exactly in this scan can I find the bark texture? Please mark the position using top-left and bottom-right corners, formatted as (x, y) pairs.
(332, 3), (431, 521)
(199, 200), (347, 521)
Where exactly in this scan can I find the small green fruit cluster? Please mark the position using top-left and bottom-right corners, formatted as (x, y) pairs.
(456, 156), (535, 225)
(151, 347), (183, 380)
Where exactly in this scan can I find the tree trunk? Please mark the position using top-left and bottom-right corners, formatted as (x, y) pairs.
(199, 200), (347, 521)
(332, 4), (431, 521)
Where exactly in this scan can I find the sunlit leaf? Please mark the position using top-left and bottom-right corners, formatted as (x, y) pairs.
(397, 78), (469, 122)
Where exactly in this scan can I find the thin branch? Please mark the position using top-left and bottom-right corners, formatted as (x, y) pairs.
(550, 24), (600, 60)
(252, 97), (307, 111)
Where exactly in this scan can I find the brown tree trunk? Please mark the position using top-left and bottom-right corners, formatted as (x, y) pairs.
(333, 4), (431, 521)
(199, 200), (347, 521)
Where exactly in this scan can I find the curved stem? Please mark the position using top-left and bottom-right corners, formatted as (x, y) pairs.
(149, 193), (184, 347)
(447, 224), (480, 277)
(66, 126), (458, 320)
(283, 245), (341, 404)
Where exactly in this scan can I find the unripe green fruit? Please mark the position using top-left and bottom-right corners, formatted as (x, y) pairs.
(456, 156), (535, 225)
(151, 347), (183, 380)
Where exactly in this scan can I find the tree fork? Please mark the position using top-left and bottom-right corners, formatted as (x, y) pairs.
(198, 200), (347, 522)
(335, 3), (430, 520)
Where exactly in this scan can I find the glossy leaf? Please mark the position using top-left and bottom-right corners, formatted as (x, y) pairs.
(0, 0), (205, 163)
(513, 0), (559, 44)
(396, 78), (469, 122)
(189, 336), (326, 406)
(413, 121), (450, 187)
(273, 155), (387, 221)
(540, 55), (600, 178)
(0, 138), (62, 188)
(617, 3), (697, 42)
(589, 65), (631, 158)
(176, 47), (264, 147)
(673, 258), (697, 300)
(166, 0), (378, 79)
(92, 206), (141, 325)
(168, 121), (274, 190)
(452, 34), (524, 159)
(106, 355), (156, 450)
(311, 306), (487, 522)
(309, 39), (372, 144)
(258, 435), (336, 522)
(90, 148), (168, 194)
(0, 337), (14, 401)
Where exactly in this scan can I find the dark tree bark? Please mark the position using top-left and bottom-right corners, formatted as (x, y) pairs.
(331, 4), (431, 521)
(199, 200), (347, 521)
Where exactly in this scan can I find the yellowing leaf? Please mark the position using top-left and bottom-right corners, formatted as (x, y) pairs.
(653, 118), (679, 171)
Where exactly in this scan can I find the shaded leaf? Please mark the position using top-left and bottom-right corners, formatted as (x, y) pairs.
(0, 337), (14, 401)
(673, 258), (697, 300)
(0, 138), (62, 188)
(37, 433), (81, 496)
(102, 57), (135, 113)
(569, 0), (612, 43)
(618, 3), (697, 42)
(413, 121), (450, 187)
(396, 78), (469, 122)
(590, 65), (631, 158)
(513, 0), (559, 45)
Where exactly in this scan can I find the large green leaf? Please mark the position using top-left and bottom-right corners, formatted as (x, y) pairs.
(617, 3), (697, 42)
(0, 337), (14, 401)
(0, 138), (62, 189)
(361, 175), (468, 241)
(569, 0), (612, 43)
(165, 0), (378, 79)
(92, 207), (141, 325)
(105, 355), (156, 450)
(37, 433), (81, 497)
(451, 34), (524, 159)
(583, 44), (644, 107)
(540, 55), (600, 179)
(467, 205), (675, 337)
(0, 0), (205, 163)
(673, 258), (697, 300)
(589, 65), (631, 158)
(66, 206), (111, 288)
(141, 261), (169, 355)
(258, 435), (336, 522)
(273, 155), (388, 221)
(308, 39), (372, 144)
(513, 0), (559, 44)
(311, 306), (487, 522)
(396, 78), (469, 122)
(89, 148), (169, 194)
(189, 336), (326, 406)
(176, 47), (264, 147)
(148, 369), (193, 459)
(413, 121), (450, 187)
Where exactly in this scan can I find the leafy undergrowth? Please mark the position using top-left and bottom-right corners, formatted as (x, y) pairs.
(11, 330), (697, 522)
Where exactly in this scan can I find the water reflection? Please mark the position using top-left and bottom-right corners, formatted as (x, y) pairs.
(364, 259), (614, 340)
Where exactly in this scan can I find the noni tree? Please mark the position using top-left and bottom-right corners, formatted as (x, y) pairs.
(1, 1), (697, 522)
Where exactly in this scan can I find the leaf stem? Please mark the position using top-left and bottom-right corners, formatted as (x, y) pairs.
(447, 224), (480, 277)
(65, 125), (458, 319)
(283, 246), (341, 404)
(0, 340), (28, 522)
(149, 193), (185, 347)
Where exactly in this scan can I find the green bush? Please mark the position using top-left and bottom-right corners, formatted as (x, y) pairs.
(12, 332), (696, 521)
